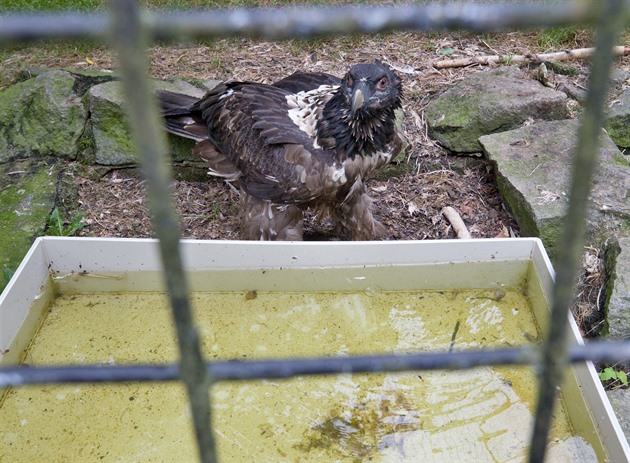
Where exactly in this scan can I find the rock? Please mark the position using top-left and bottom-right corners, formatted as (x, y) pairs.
(604, 236), (630, 340)
(557, 81), (588, 105)
(605, 88), (630, 148)
(425, 66), (569, 153)
(165, 75), (222, 93)
(85, 79), (210, 165)
(606, 388), (630, 444)
(0, 70), (87, 163)
(0, 159), (61, 292)
(17, 67), (117, 95)
(479, 119), (629, 259)
(609, 68), (630, 93)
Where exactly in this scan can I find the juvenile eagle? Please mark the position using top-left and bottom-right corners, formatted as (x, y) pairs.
(158, 61), (404, 240)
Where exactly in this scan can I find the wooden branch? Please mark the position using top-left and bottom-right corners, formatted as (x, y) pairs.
(442, 206), (472, 239)
(433, 46), (629, 69)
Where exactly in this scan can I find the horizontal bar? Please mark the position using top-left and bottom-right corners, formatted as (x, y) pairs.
(2, 341), (628, 388)
(2, 1), (629, 42)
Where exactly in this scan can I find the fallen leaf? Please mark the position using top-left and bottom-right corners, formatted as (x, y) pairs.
(494, 225), (510, 238)
(408, 201), (420, 215)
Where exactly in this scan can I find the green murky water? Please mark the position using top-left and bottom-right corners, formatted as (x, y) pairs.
(0, 290), (597, 462)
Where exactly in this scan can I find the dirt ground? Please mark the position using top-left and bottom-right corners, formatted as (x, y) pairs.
(4, 29), (628, 339)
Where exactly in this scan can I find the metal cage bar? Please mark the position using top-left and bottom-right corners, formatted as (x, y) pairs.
(1, 1), (629, 462)
(2, 341), (630, 387)
(529, 1), (628, 460)
(107, 2), (217, 462)
(1, 1), (630, 42)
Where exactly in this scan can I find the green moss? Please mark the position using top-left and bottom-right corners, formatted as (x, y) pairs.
(0, 71), (86, 162)
(605, 117), (630, 149)
(76, 127), (97, 165)
(97, 106), (136, 155)
(492, 162), (565, 260)
(613, 152), (629, 167)
(87, 88), (137, 164)
(493, 167), (538, 238)
(0, 159), (60, 293)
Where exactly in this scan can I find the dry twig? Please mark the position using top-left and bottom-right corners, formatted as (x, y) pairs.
(442, 206), (471, 239)
(433, 45), (629, 69)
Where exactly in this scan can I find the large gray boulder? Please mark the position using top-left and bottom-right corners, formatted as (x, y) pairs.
(606, 388), (630, 441)
(85, 79), (211, 165)
(604, 237), (630, 340)
(479, 119), (629, 259)
(0, 70), (87, 163)
(425, 66), (569, 153)
(604, 88), (630, 149)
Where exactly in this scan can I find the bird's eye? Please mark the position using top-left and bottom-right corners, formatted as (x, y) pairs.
(346, 75), (354, 86)
(376, 77), (389, 90)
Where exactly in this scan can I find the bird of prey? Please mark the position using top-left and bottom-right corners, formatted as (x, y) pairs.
(158, 61), (405, 240)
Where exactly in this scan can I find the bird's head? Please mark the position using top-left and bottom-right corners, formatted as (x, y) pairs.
(318, 61), (403, 158)
(339, 61), (402, 117)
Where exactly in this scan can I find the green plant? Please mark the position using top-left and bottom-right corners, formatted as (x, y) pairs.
(536, 27), (577, 51)
(209, 203), (222, 222)
(46, 207), (85, 236)
(599, 367), (628, 387)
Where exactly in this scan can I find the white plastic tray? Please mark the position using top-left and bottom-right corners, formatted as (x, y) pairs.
(1, 237), (628, 461)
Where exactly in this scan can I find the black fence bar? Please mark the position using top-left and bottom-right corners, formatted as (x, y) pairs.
(2, 1), (630, 43)
(528, 1), (628, 461)
(2, 341), (629, 388)
(107, 2), (217, 462)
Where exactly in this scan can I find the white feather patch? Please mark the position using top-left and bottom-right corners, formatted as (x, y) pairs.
(285, 85), (338, 148)
(329, 165), (347, 184)
(219, 89), (234, 100)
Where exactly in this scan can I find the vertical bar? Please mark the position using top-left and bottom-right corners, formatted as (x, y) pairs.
(106, 2), (217, 462)
(528, 1), (627, 461)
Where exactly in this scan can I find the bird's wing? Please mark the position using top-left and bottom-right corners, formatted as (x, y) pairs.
(273, 71), (341, 93)
(196, 82), (347, 204)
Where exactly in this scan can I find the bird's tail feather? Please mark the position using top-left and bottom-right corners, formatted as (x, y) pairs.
(157, 90), (208, 141)
(156, 90), (199, 116)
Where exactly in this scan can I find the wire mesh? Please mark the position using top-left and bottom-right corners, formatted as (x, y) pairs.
(1, 1), (630, 42)
(1, 1), (629, 462)
(2, 341), (630, 387)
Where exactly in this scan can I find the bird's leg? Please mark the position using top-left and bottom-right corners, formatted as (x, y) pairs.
(333, 180), (385, 240)
(240, 192), (304, 241)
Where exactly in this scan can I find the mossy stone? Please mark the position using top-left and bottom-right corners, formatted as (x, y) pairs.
(0, 70), (87, 163)
(603, 236), (630, 340)
(605, 88), (630, 149)
(480, 119), (629, 260)
(85, 79), (207, 165)
(425, 66), (568, 153)
(0, 159), (60, 293)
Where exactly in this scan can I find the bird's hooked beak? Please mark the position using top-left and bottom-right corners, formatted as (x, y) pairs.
(351, 82), (371, 115)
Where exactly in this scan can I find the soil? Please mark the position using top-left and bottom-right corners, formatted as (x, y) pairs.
(4, 29), (628, 340)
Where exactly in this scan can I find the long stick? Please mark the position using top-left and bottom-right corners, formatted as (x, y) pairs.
(434, 45), (629, 69)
